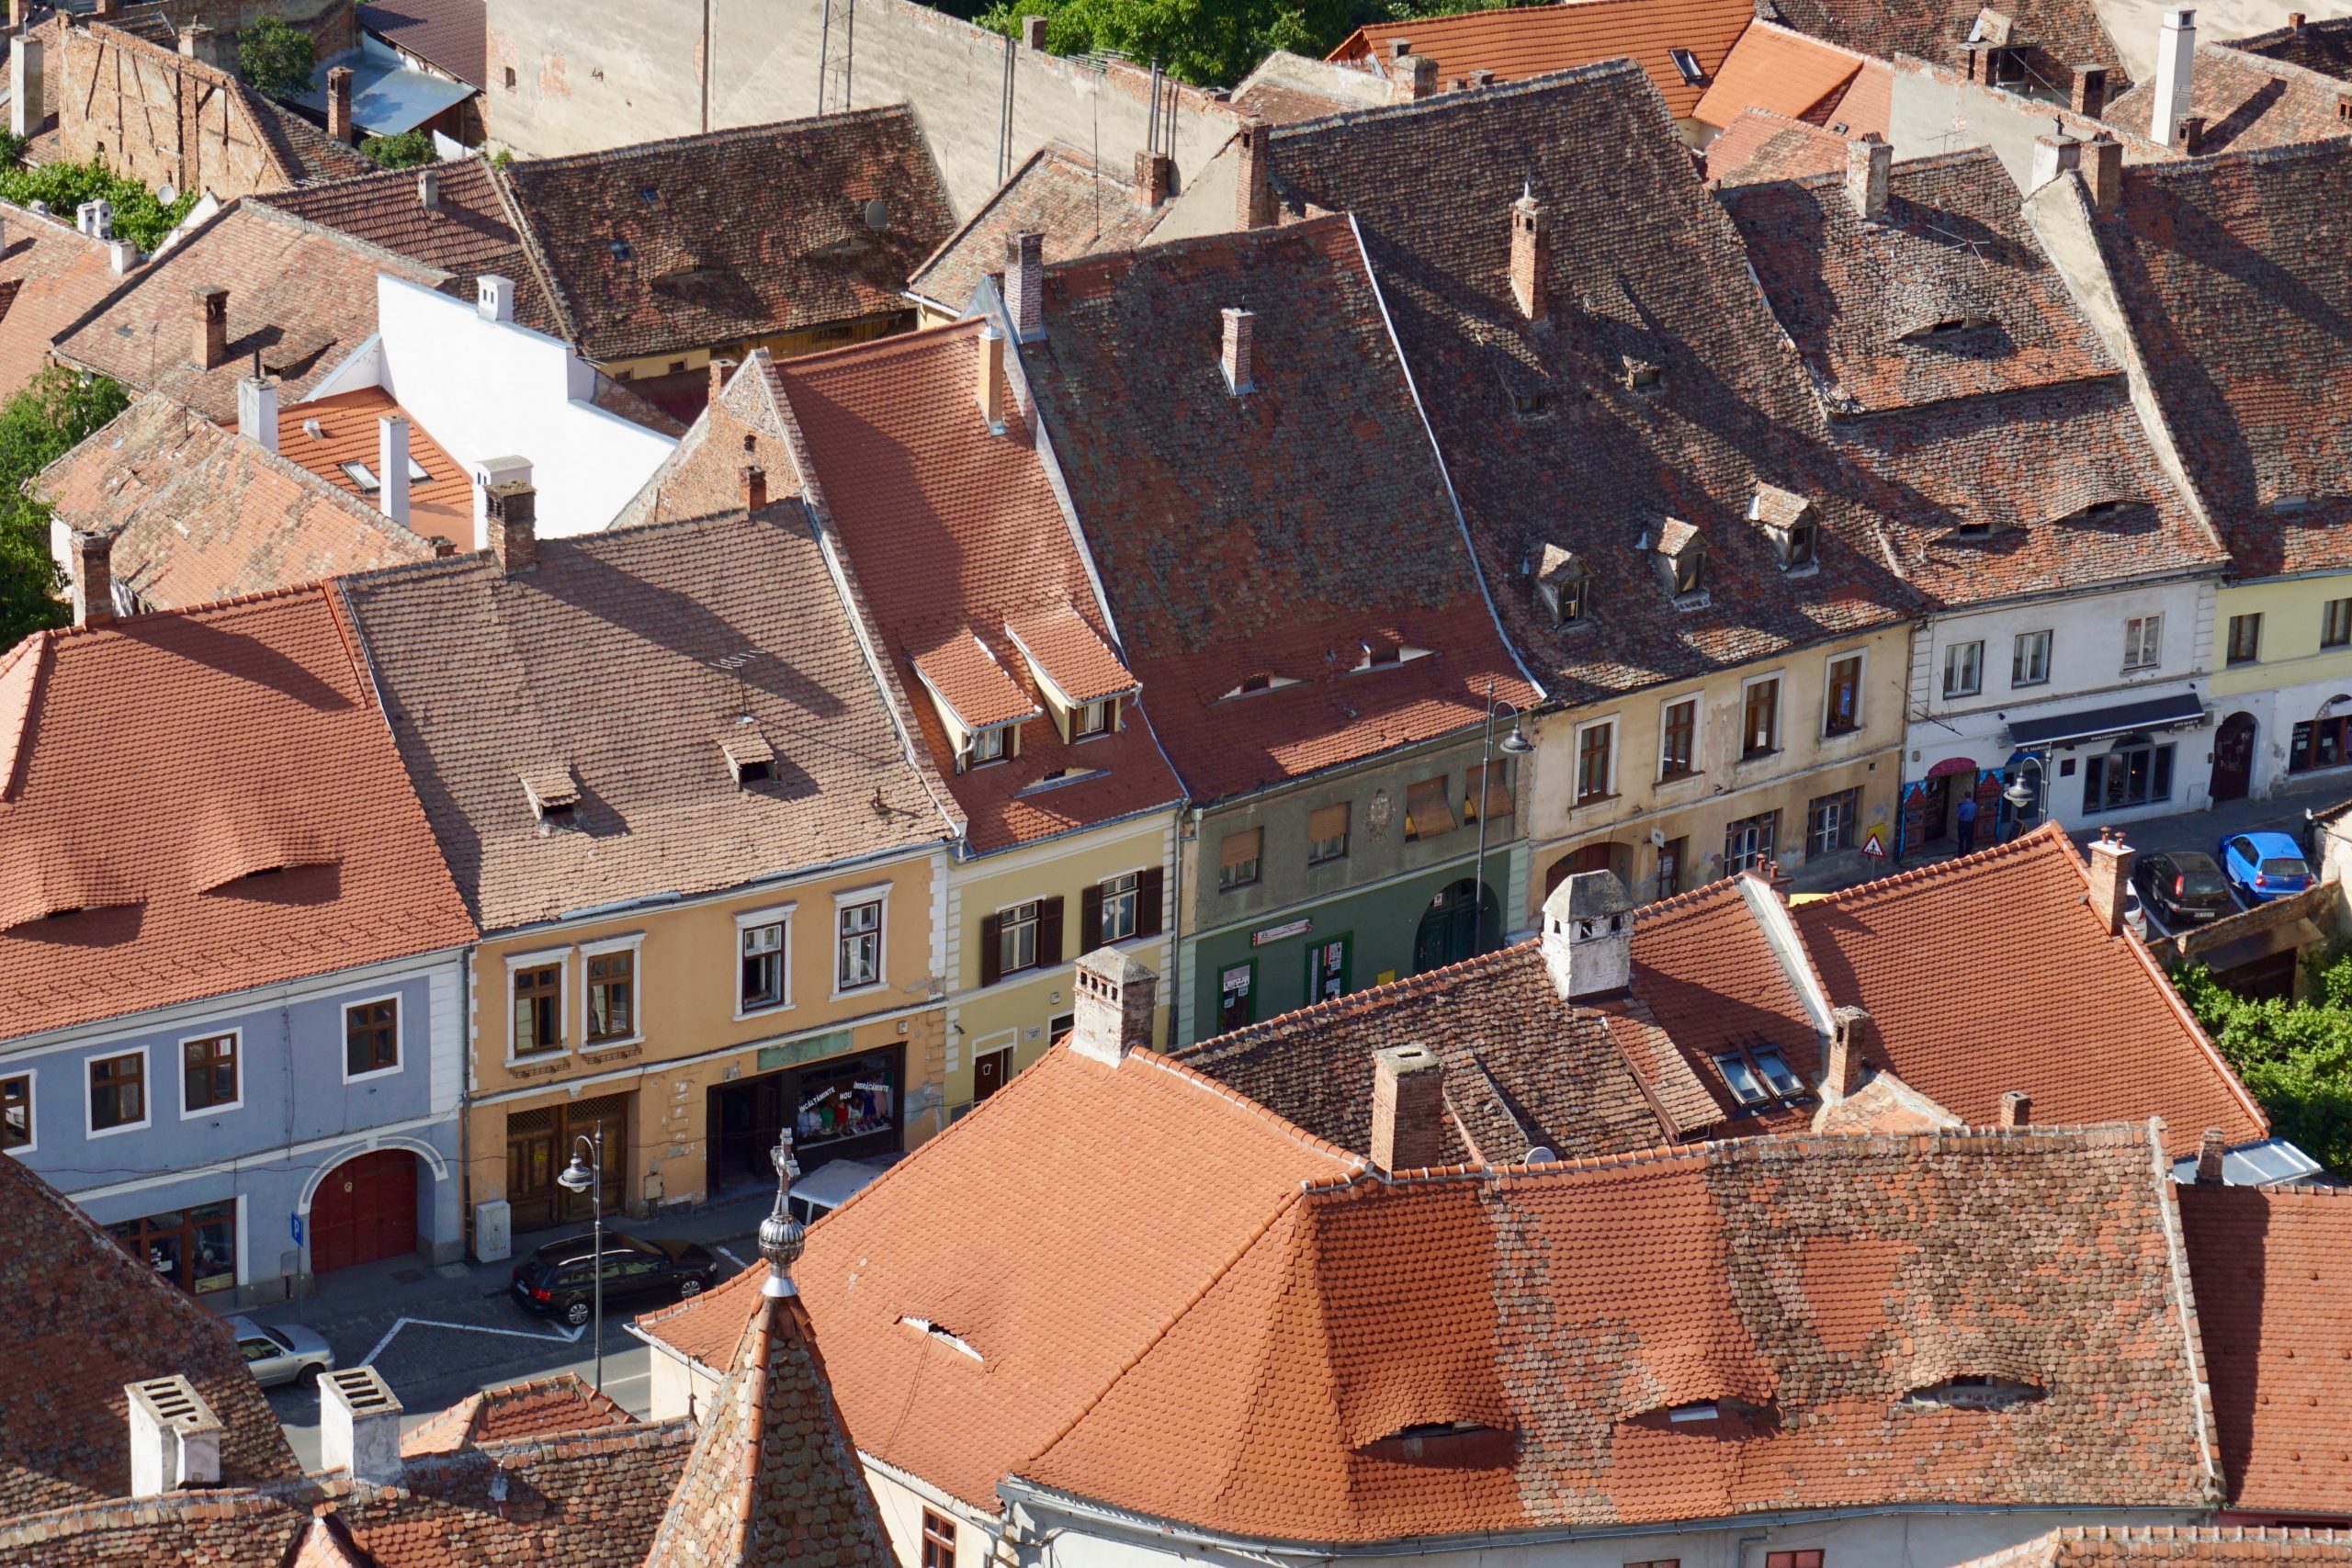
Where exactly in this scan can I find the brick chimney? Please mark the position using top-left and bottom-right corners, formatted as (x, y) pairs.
(472, 454), (530, 548)
(2290, 9), (2306, 26)
(1219, 307), (1254, 395)
(125, 1377), (221, 1497)
(1070, 948), (1158, 1065)
(1509, 186), (1545, 322)
(1132, 148), (1172, 208)
(379, 415), (410, 527)
(2176, 113), (2206, 153)
(1465, 66), (1494, 88)
(2029, 131), (2081, 192)
(2153, 7), (2197, 150)
(486, 478), (537, 573)
(741, 463), (766, 512)
(2086, 828), (2132, 937)
(977, 322), (1006, 433)
(2195, 1126), (2227, 1184)
(8, 34), (41, 141)
(1540, 870), (1634, 1001)
(707, 355), (736, 413)
(1235, 118), (1274, 231)
(70, 529), (114, 625)
(2082, 134), (2124, 212)
(7, 0), (25, 35)
(236, 373), (277, 453)
(190, 285), (227, 370)
(2069, 62), (2109, 116)
(418, 167), (439, 211)
(1998, 1089), (2031, 1128)
(320, 1368), (403, 1484)
(1370, 1043), (1445, 1174)
(1826, 1005), (1871, 1099)
(1005, 230), (1044, 343)
(326, 65), (355, 144)
(1390, 52), (1436, 102)
(1846, 133), (1891, 221)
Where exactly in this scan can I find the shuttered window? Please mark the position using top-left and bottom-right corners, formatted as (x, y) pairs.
(1404, 777), (1455, 840)
(1307, 802), (1349, 864)
(1218, 829), (1262, 890)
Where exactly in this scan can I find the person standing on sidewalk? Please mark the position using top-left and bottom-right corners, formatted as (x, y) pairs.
(1955, 791), (1979, 855)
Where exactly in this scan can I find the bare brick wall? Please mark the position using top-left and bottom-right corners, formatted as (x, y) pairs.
(58, 27), (293, 199)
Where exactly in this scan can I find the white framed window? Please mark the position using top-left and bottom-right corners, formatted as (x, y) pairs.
(86, 1046), (150, 1137)
(579, 933), (646, 1049)
(1099, 873), (1139, 943)
(2013, 629), (2052, 687)
(834, 886), (889, 996)
(1740, 674), (1781, 759)
(968, 726), (1009, 765)
(2124, 615), (2163, 671)
(735, 903), (796, 1017)
(1658, 695), (1698, 780)
(343, 996), (402, 1081)
(1, 1069), (29, 1153)
(1822, 652), (1863, 736)
(178, 1028), (243, 1120)
(998, 901), (1041, 976)
(1943, 640), (1984, 698)
(504, 947), (570, 1061)
(1074, 698), (1114, 738)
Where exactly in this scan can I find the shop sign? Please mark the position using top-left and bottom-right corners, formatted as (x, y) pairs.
(1251, 918), (1311, 947)
(758, 1030), (854, 1075)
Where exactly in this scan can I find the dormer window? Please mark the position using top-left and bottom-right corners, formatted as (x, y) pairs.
(1534, 543), (1589, 625)
(1513, 388), (1551, 417)
(1905, 1374), (2043, 1409)
(1674, 548), (1702, 596)
(1623, 355), (1663, 393)
(722, 726), (777, 786)
(521, 770), (581, 831)
(969, 724), (1012, 765)
(1360, 1421), (1515, 1465)
(1074, 698), (1114, 738)
(2052, 498), (2138, 526)
(1352, 642), (1433, 672)
(898, 1315), (983, 1362)
(1748, 485), (1818, 573)
(1653, 521), (1706, 604)
(1668, 1401), (1719, 1422)
(1904, 313), (1995, 341)
(1219, 672), (1302, 701)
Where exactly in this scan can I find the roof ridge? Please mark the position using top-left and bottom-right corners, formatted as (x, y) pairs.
(1807, 818), (2071, 905)
(1268, 55), (1648, 136)
(1131, 1049), (1369, 1169)
(1632, 870), (1755, 922)
(511, 107), (916, 175)
(0, 1478), (324, 1541)
(907, 142), (1056, 297)
(1170, 939), (1538, 1061)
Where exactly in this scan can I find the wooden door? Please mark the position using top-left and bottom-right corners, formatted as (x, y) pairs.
(311, 1150), (418, 1273)
(2211, 712), (2256, 803)
(975, 1049), (1011, 1102)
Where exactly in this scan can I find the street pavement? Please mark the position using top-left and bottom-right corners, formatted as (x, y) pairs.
(251, 1188), (777, 1470)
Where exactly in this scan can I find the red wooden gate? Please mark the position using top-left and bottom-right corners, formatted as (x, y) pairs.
(310, 1150), (419, 1273)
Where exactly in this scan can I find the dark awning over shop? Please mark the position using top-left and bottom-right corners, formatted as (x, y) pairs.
(2006, 689), (2207, 750)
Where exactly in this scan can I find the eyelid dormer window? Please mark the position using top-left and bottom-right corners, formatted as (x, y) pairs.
(1534, 543), (1589, 626)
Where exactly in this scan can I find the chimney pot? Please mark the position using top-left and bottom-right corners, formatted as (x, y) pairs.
(319, 1367), (403, 1485)
(1826, 1005), (1871, 1100)
(1022, 13), (1046, 49)
(476, 274), (515, 323)
(379, 415), (411, 527)
(70, 529), (115, 626)
(189, 284), (228, 370)
(7, 36), (40, 141)
(2083, 134), (2125, 212)
(1999, 1089), (2031, 1128)
(1540, 870), (1634, 1001)
(1234, 117), (1274, 231)
(175, 23), (213, 62)
(1509, 188), (1546, 322)
(1219, 307), (1254, 395)
(1005, 230), (1045, 343)
(741, 463), (766, 513)
(2196, 1126), (2228, 1184)
(2086, 829), (2133, 937)
(236, 374), (277, 454)
(472, 455), (530, 548)
(125, 1376), (221, 1497)
(418, 167), (439, 211)
(326, 65), (355, 144)
(1391, 51), (1436, 103)
(1388, 37), (1410, 58)
(1070, 948), (1158, 1064)
(977, 323), (1006, 433)
(1131, 148), (1172, 208)
(1846, 133), (1892, 220)
(1370, 1043), (1446, 1174)
(2154, 7), (2198, 149)
(2176, 112), (2205, 152)
(707, 355), (736, 412)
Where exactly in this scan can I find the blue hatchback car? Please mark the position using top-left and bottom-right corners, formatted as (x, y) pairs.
(2218, 831), (2312, 903)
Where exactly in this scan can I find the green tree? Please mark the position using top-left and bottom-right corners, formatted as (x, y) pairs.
(2175, 953), (2352, 1178)
(0, 367), (131, 649)
(0, 155), (198, 251)
(974, 0), (1511, 87)
(238, 16), (316, 100)
(360, 130), (438, 170)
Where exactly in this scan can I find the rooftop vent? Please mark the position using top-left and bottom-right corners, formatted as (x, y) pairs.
(320, 1366), (403, 1484)
(864, 197), (889, 231)
(522, 769), (581, 829)
(722, 725), (776, 786)
(897, 1315), (982, 1360)
(1361, 1421), (1515, 1465)
(125, 1375), (221, 1497)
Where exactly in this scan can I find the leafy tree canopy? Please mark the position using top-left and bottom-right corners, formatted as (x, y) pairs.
(974, 0), (1511, 89)
(0, 138), (198, 252)
(0, 367), (131, 649)
(361, 130), (438, 170)
(239, 16), (316, 100)
(2175, 952), (2352, 1179)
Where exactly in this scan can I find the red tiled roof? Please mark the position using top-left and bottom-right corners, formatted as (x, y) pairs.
(1703, 107), (1852, 184)
(30, 392), (440, 612)
(1017, 214), (1537, 801)
(1021, 1125), (2216, 1540)
(399, 1371), (634, 1456)
(1003, 603), (1137, 705)
(0, 585), (475, 1039)
(2178, 1182), (2352, 1515)
(2103, 43), (2352, 158)
(1231, 51), (1394, 125)
(359, 0), (488, 87)
(1962, 1529), (2352, 1566)
(1329, 0), (1758, 118)
(767, 322), (1182, 852)
(1631, 874), (1824, 1119)
(1692, 21), (1871, 129)
(905, 143), (1163, 314)
(1792, 824), (2267, 1157)
(0, 202), (126, 404)
(1769, 0), (2125, 87)
(277, 386), (473, 544)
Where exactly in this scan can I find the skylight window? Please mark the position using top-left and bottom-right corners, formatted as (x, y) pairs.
(898, 1315), (982, 1361)
(1752, 1049), (1803, 1098)
(611, 239), (634, 261)
(339, 460), (381, 493)
(1715, 1053), (1767, 1106)
(1715, 1045), (1807, 1108)
(1668, 46), (1704, 83)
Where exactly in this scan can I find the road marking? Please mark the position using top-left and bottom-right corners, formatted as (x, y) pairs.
(716, 1246), (746, 1268)
(360, 1315), (585, 1368)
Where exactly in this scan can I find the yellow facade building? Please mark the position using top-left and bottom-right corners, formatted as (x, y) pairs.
(2207, 573), (2352, 803)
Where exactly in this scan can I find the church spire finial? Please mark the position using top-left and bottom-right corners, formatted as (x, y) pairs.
(757, 1130), (804, 1297)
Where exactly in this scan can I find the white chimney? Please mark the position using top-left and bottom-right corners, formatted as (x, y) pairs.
(236, 374), (278, 453)
(10, 36), (42, 141)
(76, 198), (111, 239)
(2153, 7), (2197, 150)
(1540, 870), (1634, 1001)
(125, 1376), (222, 1497)
(472, 454), (532, 549)
(379, 415), (411, 527)
(107, 237), (137, 274)
(977, 321), (1006, 434)
(477, 273), (515, 323)
(2029, 131), (2082, 192)
(319, 1366), (403, 1484)
(1069, 948), (1158, 1066)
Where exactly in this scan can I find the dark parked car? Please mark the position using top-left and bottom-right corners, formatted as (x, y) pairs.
(511, 1233), (720, 1325)
(2131, 850), (2234, 929)
(2219, 832), (2313, 905)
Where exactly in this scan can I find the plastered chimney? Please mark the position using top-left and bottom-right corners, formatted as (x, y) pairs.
(1846, 133), (1892, 220)
(476, 274), (515, 323)
(236, 374), (277, 453)
(125, 1376), (221, 1497)
(418, 167), (439, 211)
(1005, 230), (1044, 343)
(319, 1367), (403, 1484)
(1540, 870), (1634, 1000)
(1069, 948), (1158, 1065)
(70, 529), (114, 625)
(7, 35), (39, 140)
(379, 415), (411, 527)
(977, 322), (1006, 433)
(1370, 1043), (1445, 1174)
(1022, 13), (1046, 48)
(1235, 118), (1274, 231)
(2153, 7), (2197, 150)
(2196, 1126), (2227, 1184)
(191, 285), (228, 370)
(2029, 131), (2082, 192)
(1509, 186), (1546, 322)
(2082, 134), (2124, 212)
(472, 454), (531, 548)
(2086, 829), (2132, 937)
(1219, 307), (1254, 395)
(1826, 1005), (1871, 1099)
(326, 65), (355, 144)
(1999, 1089), (2031, 1128)
(486, 478), (537, 573)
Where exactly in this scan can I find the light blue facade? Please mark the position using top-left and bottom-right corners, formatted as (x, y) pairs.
(1, 947), (469, 1308)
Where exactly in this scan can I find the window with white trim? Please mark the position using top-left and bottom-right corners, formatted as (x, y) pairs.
(837, 898), (884, 991)
(2124, 615), (2163, 671)
(1943, 640), (1984, 698)
(741, 917), (788, 1011)
(89, 1050), (146, 1133)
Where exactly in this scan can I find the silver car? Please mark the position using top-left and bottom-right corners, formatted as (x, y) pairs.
(230, 1315), (335, 1389)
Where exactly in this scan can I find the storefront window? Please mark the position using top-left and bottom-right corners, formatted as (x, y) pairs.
(2290, 716), (2352, 774)
(2084, 736), (2175, 813)
(795, 1052), (899, 1156)
(109, 1201), (236, 1295)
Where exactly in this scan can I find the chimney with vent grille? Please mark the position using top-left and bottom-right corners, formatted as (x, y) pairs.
(326, 65), (354, 143)
(1235, 118), (1274, 230)
(485, 474), (537, 573)
(321, 1368), (403, 1484)
(1370, 1043), (1445, 1174)
(70, 530), (114, 626)
(1070, 948), (1158, 1064)
(2070, 62), (2109, 115)
(126, 1377), (221, 1497)
(1219, 307), (1254, 395)
(472, 453), (530, 548)
(1391, 52), (1436, 101)
(2153, 7), (2197, 149)
(477, 274), (515, 323)
(2082, 133), (2124, 211)
(379, 415), (410, 527)
(977, 322), (1006, 433)
(2196, 1126), (2227, 1183)
(1826, 1005), (1871, 1099)
(2086, 829), (2132, 937)
(1846, 133), (1891, 220)
(741, 464), (766, 512)
(1999, 1089), (2031, 1128)
(8, 35), (40, 140)
(1132, 148), (1172, 207)
(1509, 186), (1546, 322)
(1005, 230), (1044, 342)
(1541, 870), (1634, 1000)
(191, 285), (227, 370)
(2029, 131), (2082, 192)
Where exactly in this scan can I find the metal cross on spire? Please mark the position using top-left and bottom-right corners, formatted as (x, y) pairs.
(758, 1129), (805, 1298)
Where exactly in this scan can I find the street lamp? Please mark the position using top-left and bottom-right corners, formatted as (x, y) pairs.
(1472, 682), (1536, 960)
(2002, 755), (2049, 840)
(555, 1128), (604, 1393)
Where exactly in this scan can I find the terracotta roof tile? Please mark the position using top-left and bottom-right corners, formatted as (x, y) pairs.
(338, 510), (955, 931)
(1230, 51), (1394, 124)
(276, 385), (472, 543)
(906, 143), (1162, 313)
(1329, 0), (1758, 118)
(1770, 0), (2125, 88)
(1692, 21), (1871, 129)
(30, 392), (441, 611)
(1960, 1527), (2352, 1566)
(0, 586), (475, 1039)
(910, 629), (1041, 730)
(1003, 603), (1137, 705)
(359, 0), (488, 87)
(1018, 214), (1537, 800)
(2178, 1182), (2352, 1513)
(0, 202), (126, 403)
(398, 1371), (634, 1456)
(2104, 43), (2352, 157)
(1703, 107), (1853, 184)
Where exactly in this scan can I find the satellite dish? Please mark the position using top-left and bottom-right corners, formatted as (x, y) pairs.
(864, 198), (889, 231)
(1524, 1146), (1557, 1164)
